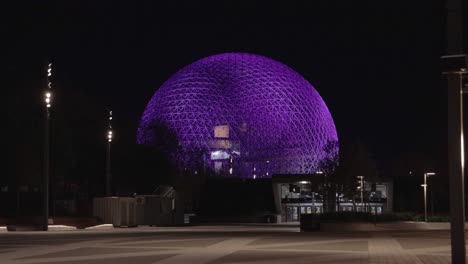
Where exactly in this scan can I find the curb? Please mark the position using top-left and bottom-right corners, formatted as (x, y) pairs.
(48, 225), (77, 231)
(85, 224), (114, 230)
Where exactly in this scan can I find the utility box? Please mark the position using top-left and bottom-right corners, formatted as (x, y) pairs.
(93, 187), (184, 228)
(93, 197), (137, 227)
(136, 195), (161, 226)
(93, 197), (120, 224)
(113, 197), (137, 227)
(135, 191), (184, 226)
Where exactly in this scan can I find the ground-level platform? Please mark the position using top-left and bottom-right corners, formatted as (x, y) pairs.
(0, 224), (467, 264)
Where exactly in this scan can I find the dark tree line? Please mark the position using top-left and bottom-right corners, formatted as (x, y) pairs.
(318, 140), (379, 213)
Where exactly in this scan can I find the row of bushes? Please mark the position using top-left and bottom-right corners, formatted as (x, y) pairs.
(314, 212), (450, 222)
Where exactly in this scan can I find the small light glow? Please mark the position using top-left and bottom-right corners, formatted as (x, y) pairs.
(45, 92), (52, 106)
(462, 133), (465, 170)
(229, 167), (233, 175)
(316, 171), (324, 174)
(109, 116), (112, 120)
(299, 181), (309, 184)
(253, 175), (256, 179)
(210, 150), (230, 160)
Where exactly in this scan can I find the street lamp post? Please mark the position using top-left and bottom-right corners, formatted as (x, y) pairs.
(443, 0), (466, 261)
(357, 176), (364, 211)
(421, 172), (435, 222)
(444, 58), (467, 263)
(43, 62), (52, 231)
(106, 110), (113, 197)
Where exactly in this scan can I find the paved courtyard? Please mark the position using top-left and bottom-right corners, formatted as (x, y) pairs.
(0, 225), (465, 264)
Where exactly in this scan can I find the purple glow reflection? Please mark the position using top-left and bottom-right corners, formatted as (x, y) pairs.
(138, 53), (338, 177)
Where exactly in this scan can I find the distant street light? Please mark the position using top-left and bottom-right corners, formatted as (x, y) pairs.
(357, 176), (364, 211)
(43, 62), (53, 231)
(106, 110), (113, 196)
(422, 172), (436, 222)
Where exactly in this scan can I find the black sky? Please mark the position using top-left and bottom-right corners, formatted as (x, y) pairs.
(6, 0), (467, 187)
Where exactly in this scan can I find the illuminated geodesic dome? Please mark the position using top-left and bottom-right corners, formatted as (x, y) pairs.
(137, 53), (338, 178)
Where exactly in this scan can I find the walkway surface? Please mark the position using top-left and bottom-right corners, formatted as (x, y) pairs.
(0, 224), (466, 264)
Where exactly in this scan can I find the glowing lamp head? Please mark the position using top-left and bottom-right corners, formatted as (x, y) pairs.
(44, 92), (52, 107)
(47, 63), (52, 77)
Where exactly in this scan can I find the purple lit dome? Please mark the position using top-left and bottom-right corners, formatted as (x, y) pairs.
(138, 53), (338, 178)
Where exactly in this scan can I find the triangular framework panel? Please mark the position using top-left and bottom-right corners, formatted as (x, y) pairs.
(137, 53), (338, 178)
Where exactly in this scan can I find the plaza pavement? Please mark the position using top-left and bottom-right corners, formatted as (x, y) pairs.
(0, 224), (466, 264)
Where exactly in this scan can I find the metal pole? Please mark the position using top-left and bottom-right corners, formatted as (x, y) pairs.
(106, 110), (113, 196)
(447, 72), (466, 263)
(430, 177), (434, 217)
(42, 62), (52, 231)
(358, 176), (364, 210)
(360, 179), (363, 205)
(424, 174), (427, 222)
(445, 0), (465, 261)
(43, 106), (50, 231)
(312, 192), (315, 213)
(106, 141), (111, 196)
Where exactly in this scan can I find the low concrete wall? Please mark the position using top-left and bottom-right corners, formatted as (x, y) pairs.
(190, 214), (279, 224)
(320, 221), (452, 232)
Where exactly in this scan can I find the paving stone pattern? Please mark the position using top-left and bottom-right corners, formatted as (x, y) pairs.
(0, 225), (465, 264)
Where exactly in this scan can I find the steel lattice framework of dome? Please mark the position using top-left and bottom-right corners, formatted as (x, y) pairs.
(137, 53), (338, 178)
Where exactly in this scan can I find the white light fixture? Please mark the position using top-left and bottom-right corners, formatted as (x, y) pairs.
(107, 130), (113, 142)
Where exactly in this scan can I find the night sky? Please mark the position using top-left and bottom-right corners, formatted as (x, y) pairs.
(6, 1), (467, 193)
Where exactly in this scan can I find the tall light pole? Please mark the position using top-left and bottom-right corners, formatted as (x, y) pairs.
(444, 56), (467, 263)
(357, 176), (364, 211)
(443, 0), (466, 261)
(105, 110), (113, 196)
(43, 62), (52, 231)
(421, 172), (435, 222)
